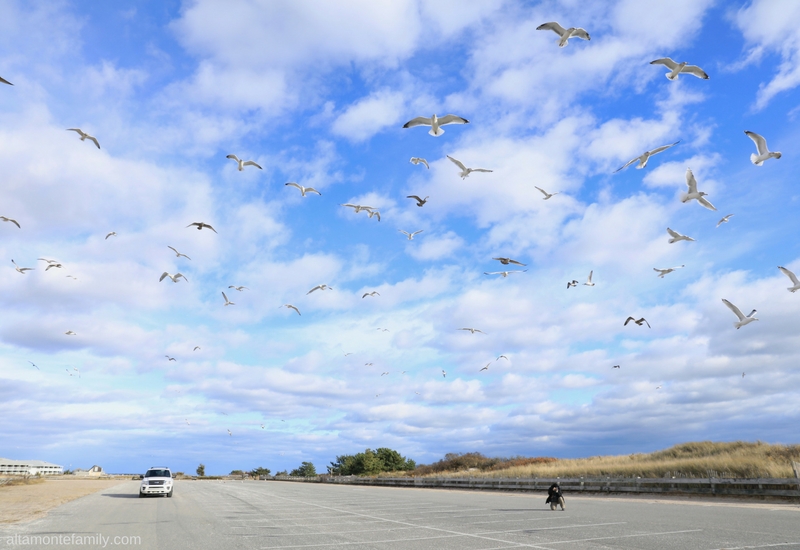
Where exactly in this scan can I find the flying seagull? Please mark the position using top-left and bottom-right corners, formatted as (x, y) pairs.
(193, 346), (201, 351)
(613, 141), (680, 173)
(0, 76), (12, 86)
(226, 154), (262, 171)
(341, 203), (376, 213)
(282, 304), (301, 315)
(667, 227), (695, 244)
(362, 291), (380, 298)
(222, 291), (235, 306)
(160, 272), (188, 283)
(458, 328), (485, 334)
(447, 155), (493, 179)
(11, 259), (33, 273)
(1, 216), (20, 228)
(744, 131), (781, 166)
(67, 128), (100, 149)
(716, 214), (734, 227)
(187, 222), (217, 233)
(403, 114), (469, 137)
(654, 265), (684, 278)
(399, 229), (424, 240)
(285, 182), (321, 196)
(484, 270), (527, 277)
(165, 355), (176, 361)
(567, 280), (579, 288)
(624, 317), (651, 328)
(442, 370), (447, 378)
(407, 195), (429, 207)
(168, 246), (191, 260)
(29, 361), (39, 370)
(536, 21), (590, 47)
(722, 298), (758, 329)
(535, 186), (559, 200)
(307, 284), (332, 294)
(681, 168), (716, 211)
(613, 365), (620, 369)
(105, 231), (116, 239)
(650, 57), (709, 80)
(584, 271), (595, 286)
(65, 330), (76, 336)
(778, 266), (800, 292)
(376, 328), (389, 332)
(479, 363), (490, 372)
(493, 257), (526, 266)
(366, 209), (381, 221)
(227, 429), (232, 436)
(45, 262), (63, 271)
(228, 285), (249, 291)
(410, 157), (429, 169)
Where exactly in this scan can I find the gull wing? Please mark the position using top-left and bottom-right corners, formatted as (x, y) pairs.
(535, 186), (549, 196)
(778, 266), (800, 286)
(87, 135), (100, 149)
(586, 270), (593, 283)
(204, 223), (218, 233)
(536, 21), (567, 36)
(1, 217), (21, 228)
(624, 316), (635, 326)
(570, 27), (590, 40)
(412, 230), (424, 236)
(648, 140), (681, 155)
(685, 168), (698, 194)
(507, 259), (526, 266)
(221, 291), (230, 303)
(682, 65), (709, 79)
(437, 114), (469, 126)
(285, 182), (302, 191)
(175, 273), (187, 281)
(613, 156), (641, 173)
(159, 272), (170, 282)
(66, 128), (85, 137)
(470, 168), (493, 173)
(666, 227), (680, 239)
(744, 131), (768, 155)
(650, 57), (678, 70)
(403, 116), (432, 128)
(697, 196), (717, 211)
(447, 155), (467, 171)
(0, 76), (12, 85)
(226, 154), (240, 162)
(716, 214), (733, 227)
(305, 187), (321, 195)
(243, 160), (262, 169)
(722, 298), (746, 321)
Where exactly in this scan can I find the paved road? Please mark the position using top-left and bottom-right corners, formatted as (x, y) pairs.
(2, 480), (799, 549)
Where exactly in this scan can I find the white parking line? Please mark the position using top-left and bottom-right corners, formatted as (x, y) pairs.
(476, 522), (627, 535)
(708, 543), (800, 550)
(542, 529), (704, 546)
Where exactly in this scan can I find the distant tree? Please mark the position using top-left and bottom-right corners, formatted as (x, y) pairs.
(275, 470), (288, 476)
(196, 464), (205, 477)
(250, 467), (271, 477)
(174, 472), (185, 478)
(328, 448), (415, 476)
(230, 469), (245, 477)
(290, 462), (317, 477)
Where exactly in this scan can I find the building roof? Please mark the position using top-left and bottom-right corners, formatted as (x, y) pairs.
(0, 457), (62, 468)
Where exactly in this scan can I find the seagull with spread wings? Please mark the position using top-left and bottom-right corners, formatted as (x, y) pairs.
(160, 272), (188, 283)
(484, 270), (526, 277)
(535, 186), (559, 200)
(667, 227), (695, 244)
(222, 292), (235, 306)
(536, 21), (590, 47)
(744, 131), (781, 166)
(624, 317), (651, 328)
(187, 222), (217, 233)
(447, 155), (493, 179)
(410, 157), (429, 169)
(362, 291), (380, 298)
(105, 231), (116, 239)
(650, 58), (709, 80)
(613, 141), (680, 173)
(226, 154), (262, 171)
(67, 128), (100, 149)
(778, 266), (800, 293)
(681, 168), (716, 211)
(654, 265), (684, 278)
(492, 257), (526, 266)
(228, 285), (249, 291)
(168, 246), (191, 260)
(1, 216), (20, 228)
(716, 214), (734, 227)
(307, 284), (332, 294)
(458, 327), (485, 334)
(399, 230), (423, 240)
(407, 195), (429, 207)
(11, 259), (34, 273)
(584, 271), (595, 286)
(285, 182), (321, 196)
(722, 298), (758, 329)
(281, 304), (301, 315)
(403, 114), (469, 137)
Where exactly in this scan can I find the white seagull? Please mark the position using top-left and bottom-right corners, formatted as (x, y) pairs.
(402, 114), (469, 137)
(307, 284), (332, 294)
(722, 298), (758, 329)
(716, 214), (734, 227)
(1, 216), (21, 228)
(624, 317), (651, 328)
(535, 186), (559, 200)
(11, 259), (34, 273)
(222, 291), (235, 306)
(613, 141), (680, 173)
(744, 131), (781, 166)
(681, 168), (717, 211)
(667, 227), (695, 244)
(187, 222), (218, 233)
(285, 182), (321, 196)
(362, 291), (380, 298)
(447, 155), (493, 179)
(567, 280), (579, 288)
(536, 21), (590, 47)
(458, 327), (485, 334)
(341, 203), (376, 214)
(493, 257), (526, 266)
(654, 265), (684, 278)
(650, 58), (709, 80)
(228, 285), (249, 291)
(282, 304), (301, 315)
(366, 209), (381, 221)
(399, 229), (424, 240)
(165, 355), (176, 361)
(67, 128), (100, 149)
(778, 266), (800, 293)
(160, 272), (188, 283)
(479, 363), (490, 372)
(410, 157), (429, 169)
(584, 271), (595, 286)
(226, 154), (262, 171)
(65, 330), (76, 336)
(407, 195), (429, 207)
(105, 231), (116, 239)
(484, 270), (527, 277)
(168, 246), (191, 260)
(441, 370), (447, 378)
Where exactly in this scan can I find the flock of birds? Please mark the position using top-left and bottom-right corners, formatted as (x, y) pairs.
(1, 15), (796, 436)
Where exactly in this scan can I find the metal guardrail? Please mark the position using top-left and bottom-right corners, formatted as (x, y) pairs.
(274, 475), (800, 498)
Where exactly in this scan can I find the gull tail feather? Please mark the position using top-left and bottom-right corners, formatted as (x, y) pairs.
(750, 153), (763, 166)
(428, 128), (444, 137)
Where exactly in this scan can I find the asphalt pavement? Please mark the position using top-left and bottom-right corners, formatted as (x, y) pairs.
(2, 479), (800, 549)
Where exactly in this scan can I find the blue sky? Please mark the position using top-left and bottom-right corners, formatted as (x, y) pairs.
(1, 0), (799, 476)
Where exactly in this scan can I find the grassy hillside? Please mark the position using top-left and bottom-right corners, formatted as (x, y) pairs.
(411, 441), (800, 479)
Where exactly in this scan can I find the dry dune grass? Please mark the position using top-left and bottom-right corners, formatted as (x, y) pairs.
(427, 441), (800, 479)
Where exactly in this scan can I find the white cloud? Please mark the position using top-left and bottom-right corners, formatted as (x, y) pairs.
(331, 89), (406, 142)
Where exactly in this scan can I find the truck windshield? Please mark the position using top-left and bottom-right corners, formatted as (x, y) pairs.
(145, 470), (170, 478)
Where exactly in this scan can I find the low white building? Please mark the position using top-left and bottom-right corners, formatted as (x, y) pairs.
(0, 457), (63, 476)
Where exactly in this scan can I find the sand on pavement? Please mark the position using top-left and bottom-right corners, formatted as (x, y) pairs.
(0, 478), (129, 524)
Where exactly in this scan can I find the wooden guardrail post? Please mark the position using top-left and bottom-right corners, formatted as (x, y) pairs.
(792, 461), (800, 479)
